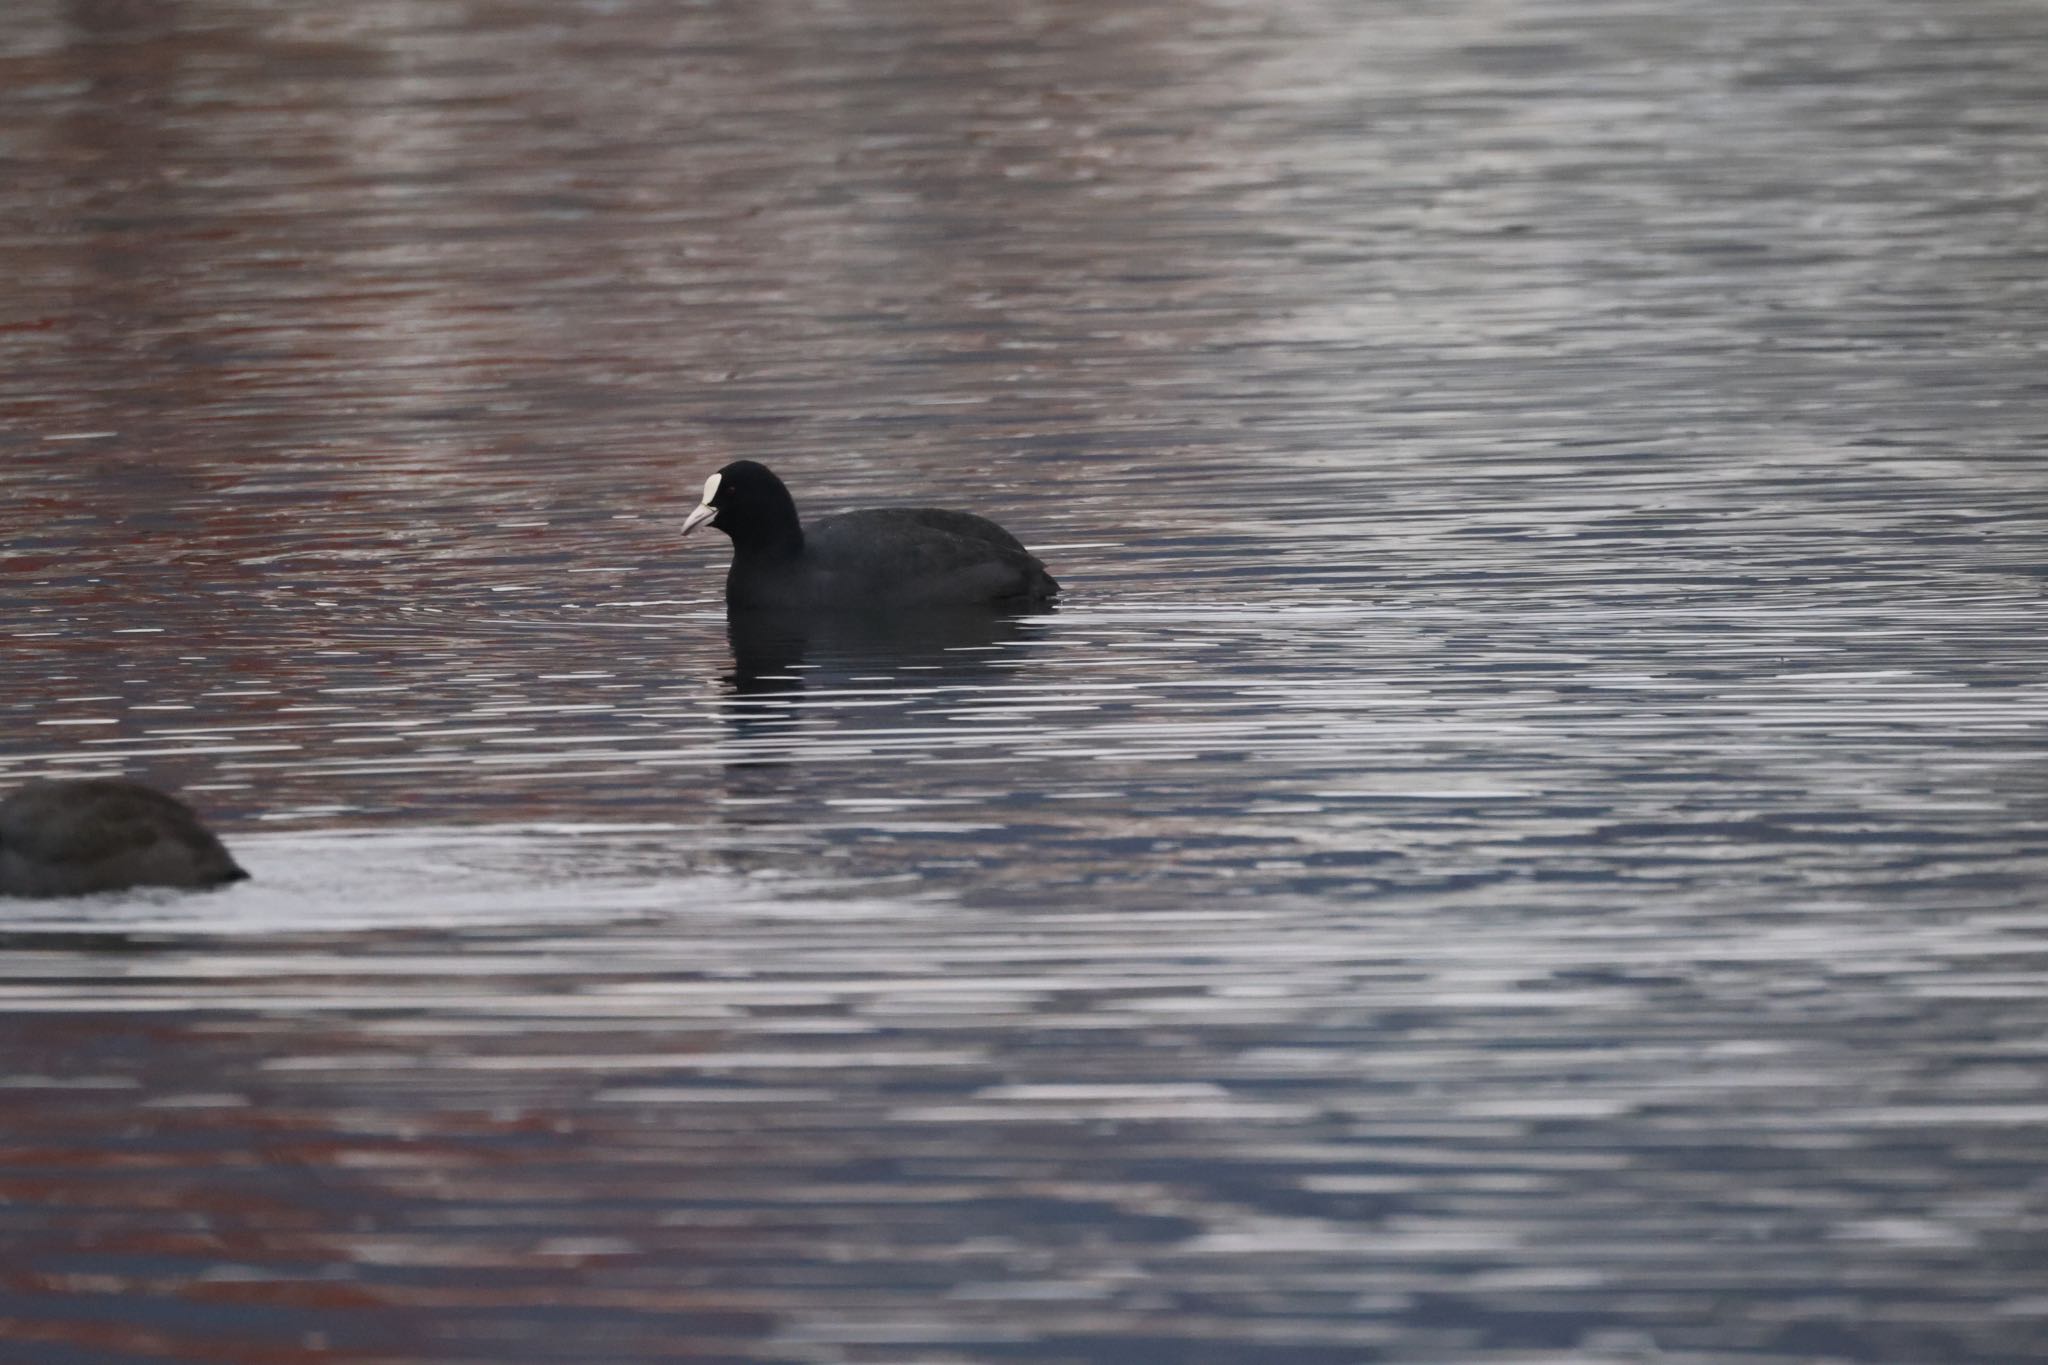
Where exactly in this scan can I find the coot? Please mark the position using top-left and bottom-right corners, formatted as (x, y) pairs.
(682, 460), (1059, 610)
(0, 778), (248, 898)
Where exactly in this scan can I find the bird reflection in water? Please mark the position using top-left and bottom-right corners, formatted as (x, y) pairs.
(716, 604), (1053, 776)
(725, 604), (1050, 695)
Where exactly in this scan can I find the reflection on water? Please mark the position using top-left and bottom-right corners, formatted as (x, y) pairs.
(4, 0), (2048, 1359)
(725, 604), (1049, 690)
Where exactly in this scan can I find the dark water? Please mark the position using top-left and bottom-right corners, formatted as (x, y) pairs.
(4, 0), (2047, 1360)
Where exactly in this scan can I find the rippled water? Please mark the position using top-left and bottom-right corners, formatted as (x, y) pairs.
(4, 0), (2047, 1360)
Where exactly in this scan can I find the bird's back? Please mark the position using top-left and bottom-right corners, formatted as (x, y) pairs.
(0, 778), (248, 898)
(797, 507), (1059, 607)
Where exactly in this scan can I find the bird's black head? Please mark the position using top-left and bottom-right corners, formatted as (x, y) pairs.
(681, 460), (803, 554)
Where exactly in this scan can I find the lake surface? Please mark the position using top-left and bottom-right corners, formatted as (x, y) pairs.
(4, 0), (2047, 1360)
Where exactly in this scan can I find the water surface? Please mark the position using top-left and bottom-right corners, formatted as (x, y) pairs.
(3, 0), (2047, 1360)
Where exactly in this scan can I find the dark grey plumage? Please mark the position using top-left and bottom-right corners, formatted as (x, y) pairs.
(0, 778), (248, 898)
(683, 460), (1059, 610)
